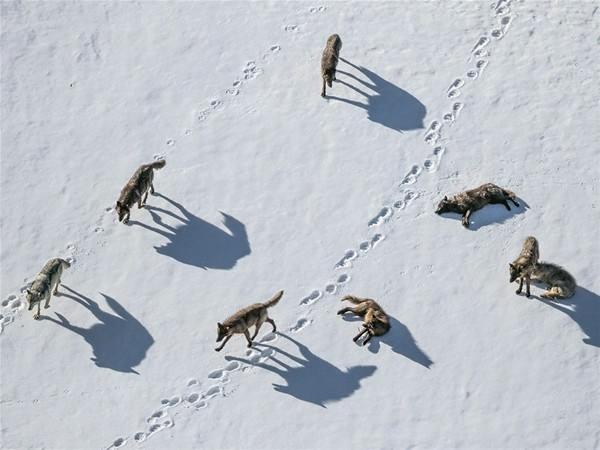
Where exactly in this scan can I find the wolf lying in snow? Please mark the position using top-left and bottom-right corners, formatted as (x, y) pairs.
(509, 236), (540, 298)
(215, 290), (284, 351)
(116, 159), (166, 224)
(338, 295), (390, 345)
(26, 258), (70, 320)
(531, 262), (577, 300)
(321, 34), (342, 97)
(435, 182), (520, 228)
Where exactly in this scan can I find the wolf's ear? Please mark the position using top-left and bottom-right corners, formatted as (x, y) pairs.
(26, 288), (31, 295)
(509, 263), (515, 270)
(443, 195), (448, 200)
(217, 322), (224, 329)
(116, 201), (122, 208)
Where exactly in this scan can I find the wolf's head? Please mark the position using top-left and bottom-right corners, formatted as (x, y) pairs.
(323, 69), (334, 88)
(509, 263), (523, 283)
(216, 323), (229, 342)
(435, 196), (453, 214)
(115, 201), (130, 223)
(26, 288), (41, 310)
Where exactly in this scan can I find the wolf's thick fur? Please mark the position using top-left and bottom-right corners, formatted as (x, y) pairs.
(510, 236), (540, 297)
(116, 159), (166, 223)
(215, 290), (284, 352)
(26, 258), (71, 320)
(321, 34), (342, 97)
(337, 295), (390, 345)
(435, 182), (520, 228)
(531, 262), (576, 300)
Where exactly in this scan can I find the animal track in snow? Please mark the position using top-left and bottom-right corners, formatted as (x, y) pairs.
(368, 207), (393, 227)
(334, 249), (358, 268)
(309, 6), (327, 13)
(289, 317), (312, 333)
(325, 283), (337, 294)
(337, 273), (351, 285)
(448, 79), (465, 91)
(471, 36), (490, 55)
(401, 165), (423, 185)
(300, 290), (322, 305)
(284, 24), (298, 32)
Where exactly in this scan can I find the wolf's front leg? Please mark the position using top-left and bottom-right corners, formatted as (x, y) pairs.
(141, 190), (149, 207)
(214, 334), (232, 352)
(502, 200), (511, 211)
(244, 330), (253, 348)
(337, 307), (352, 315)
(516, 277), (524, 295)
(34, 302), (41, 320)
(362, 331), (374, 346)
(321, 78), (326, 97)
(44, 294), (51, 309)
(150, 183), (155, 195)
(525, 276), (531, 298)
(462, 210), (472, 228)
(251, 322), (263, 340)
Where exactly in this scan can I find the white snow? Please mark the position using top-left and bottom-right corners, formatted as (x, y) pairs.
(1, 1), (599, 449)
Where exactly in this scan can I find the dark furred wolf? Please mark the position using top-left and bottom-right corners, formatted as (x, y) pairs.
(338, 295), (390, 345)
(26, 258), (71, 320)
(531, 262), (577, 300)
(510, 236), (540, 297)
(321, 34), (342, 97)
(435, 182), (520, 228)
(215, 290), (284, 352)
(116, 159), (166, 224)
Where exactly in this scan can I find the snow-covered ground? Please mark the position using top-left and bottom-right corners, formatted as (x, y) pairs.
(1, 1), (599, 449)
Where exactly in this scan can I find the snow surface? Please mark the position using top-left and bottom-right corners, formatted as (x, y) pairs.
(1, 1), (599, 449)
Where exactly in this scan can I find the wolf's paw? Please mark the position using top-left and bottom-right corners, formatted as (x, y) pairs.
(515, 289), (522, 295)
(33, 313), (40, 320)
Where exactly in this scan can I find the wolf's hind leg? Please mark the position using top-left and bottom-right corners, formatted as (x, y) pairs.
(462, 209), (472, 228)
(509, 198), (520, 207)
(362, 331), (374, 346)
(337, 307), (353, 315)
(251, 321), (263, 340)
(141, 190), (149, 207)
(353, 326), (369, 343)
(44, 293), (51, 309)
(150, 183), (155, 195)
(321, 78), (326, 97)
(266, 317), (277, 333)
(525, 275), (531, 298)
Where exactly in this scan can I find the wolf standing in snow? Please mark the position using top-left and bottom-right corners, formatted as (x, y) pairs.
(26, 258), (71, 320)
(509, 236), (540, 298)
(338, 295), (390, 345)
(116, 159), (166, 224)
(531, 262), (577, 300)
(435, 182), (520, 228)
(215, 290), (284, 352)
(321, 34), (342, 97)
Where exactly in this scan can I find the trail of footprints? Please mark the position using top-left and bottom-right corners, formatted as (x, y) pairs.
(106, 3), (516, 447)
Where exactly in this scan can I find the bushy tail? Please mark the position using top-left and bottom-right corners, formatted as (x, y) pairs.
(341, 295), (364, 304)
(148, 159), (166, 170)
(264, 290), (284, 308)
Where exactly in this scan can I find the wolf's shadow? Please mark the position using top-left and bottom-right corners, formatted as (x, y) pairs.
(533, 286), (600, 348)
(130, 193), (251, 270)
(42, 286), (154, 374)
(438, 197), (530, 231)
(341, 314), (433, 368)
(327, 58), (426, 133)
(225, 333), (376, 407)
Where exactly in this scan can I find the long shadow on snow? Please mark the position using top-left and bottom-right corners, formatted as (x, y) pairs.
(130, 193), (251, 270)
(531, 286), (600, 348)
(438, 197), (530, 231)
(225, 333), (376, 407)
(327, 58), (426, 133)
(342, 315), (433, 368)
(42, 286), (154, 374)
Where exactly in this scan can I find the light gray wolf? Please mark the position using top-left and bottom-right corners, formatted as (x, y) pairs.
(510, 236), (540, 297)
(531, 262), (576, 300)
(215, 290), (284, 351)
(435, 182), (520, 228)
(337, 295), (390, 345)
(116, 159), (166, 224)
(321, 34), (342, 97)
(26, 258), (71, 320)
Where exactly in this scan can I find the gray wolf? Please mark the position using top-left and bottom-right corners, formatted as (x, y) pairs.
(531, 262), (576, 300)
(216, 290), (284, 351)
(116, 159), (166, 224)
(435, 182), (520, 228)
(321, 34), (342, 97)
(26, 258), (71, 319)
(509, 236), (540, 297)
(337, 295), (390, 345)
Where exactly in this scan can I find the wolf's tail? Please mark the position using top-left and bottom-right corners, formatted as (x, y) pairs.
(340, 295), (364, 304)
(148, 159), (167, 170)
(264, 290), (284, 308)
